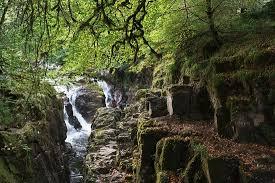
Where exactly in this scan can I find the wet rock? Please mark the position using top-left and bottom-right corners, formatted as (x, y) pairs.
(65, 142), (74, 155)
(68, 116), (82, 130)
(65, 99), (74, 118)
(64, 99), (82, 130)
(75, 88), (105, 121)
(84, 108), (124, 182)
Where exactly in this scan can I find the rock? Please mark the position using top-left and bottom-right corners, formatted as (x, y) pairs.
(75, 88), (105, 121)
(214, 97), (275, 143)
(91, 108), (122, 129)
(206, 157), (241, 183)
(148, 96), (168, 118)
(65, 99), (73, 118)
(167, 85), (213, 119)
(232, 113), (255, 142)
(0, 96), (69, 183)
(155, 137), (191, 172)
(214, 107), (233, 138)
(135, 125), (169, 183)
(167, 85), (192, 117)
(65, 142), (74, 155)
(68, 116), (82, 130)
(182, 153), (207, 183)
(156, 171), (170, 183)
(84, 108), (126, 182)
(64, 99), (82, 130)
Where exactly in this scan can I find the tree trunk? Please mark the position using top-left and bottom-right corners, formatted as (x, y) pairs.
(205, 0), (221, 46)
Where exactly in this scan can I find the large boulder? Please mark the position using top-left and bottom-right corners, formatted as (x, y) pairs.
(167, 85), (213, 120)
(64, 100), (82, 130)
(206, 157), (241, 183)
(148, 96), (168, 118)
(135, 119), (169, 183)
(68, 116), (82, 130)
(227, 98), (275, 145)
(155, 137), (191, 172)
(75, 88), (105, 121)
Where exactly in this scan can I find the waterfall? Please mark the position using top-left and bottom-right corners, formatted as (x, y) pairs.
(54, 85), (91, 183)
(52, 78), (120, 183)
(97, 80), (114, 108)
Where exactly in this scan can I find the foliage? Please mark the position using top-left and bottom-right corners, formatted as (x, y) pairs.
(1, 0), (275, 124)
(0, 99), (12, 125)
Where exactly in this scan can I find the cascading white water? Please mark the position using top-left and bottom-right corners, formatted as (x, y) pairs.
(54, 85), (92, 182)
(97, 80), (113, 108)
(52, 78), (115, 183)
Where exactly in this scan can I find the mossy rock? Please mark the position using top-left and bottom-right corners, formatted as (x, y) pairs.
(135, 89), (151, 101)
(156, 171), (170, 183)
(255, 123), (275, 146)
(214, 107), (233, 138)
(136, 127), (169, 183)
(92, 107), (122, 128)
(0, 157), (21, 183)
(0, 130), (33, 183)
(181, 153), (208, 183)
(205, 157), (241, 183)
(137, 118), (155, 131)
(155, 136), (191, 172)
(152, 56), (175, 89)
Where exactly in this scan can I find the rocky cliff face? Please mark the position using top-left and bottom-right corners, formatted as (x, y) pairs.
(82, 46), (275, 182)
(0, 95), (69, 183)
(83, 107), (136, 182)
(83, 83), (274, 182)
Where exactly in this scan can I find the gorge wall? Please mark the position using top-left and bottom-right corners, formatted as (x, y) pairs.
(0, 95), (70, 183)
(83, 54), (275, 183)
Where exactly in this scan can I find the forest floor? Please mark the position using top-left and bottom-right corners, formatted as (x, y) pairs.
(151, 116), (275, 180)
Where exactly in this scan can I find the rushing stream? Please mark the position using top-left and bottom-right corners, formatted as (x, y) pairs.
(54, 85), (91, 182)
(53, 79), (116, 183)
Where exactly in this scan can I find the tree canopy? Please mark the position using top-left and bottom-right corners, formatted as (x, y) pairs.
(0, 0), (274, 124)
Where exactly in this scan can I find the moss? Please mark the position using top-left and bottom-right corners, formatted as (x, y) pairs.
(256, 123), (275, 146)
(181, 153), (208, 183)
(177, 142), (209, 183)
(20, 122), (50, 145)
(156, 171), (169, 183)
(137, 118), (155, 132)
(94, 129), (107, 140)
(0, 99), (13, 125)
(86, 82), (105, 96)
(136, 126), (168, 183)
(152, 54), (175, 89)
(135, 89), (151, 101)
(0, 158), (19, 183)
(210, 74), (229, 100)
(0, 130), (34, 183)
(155, 136), (191, 172)
(226, 97), (251, 115)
